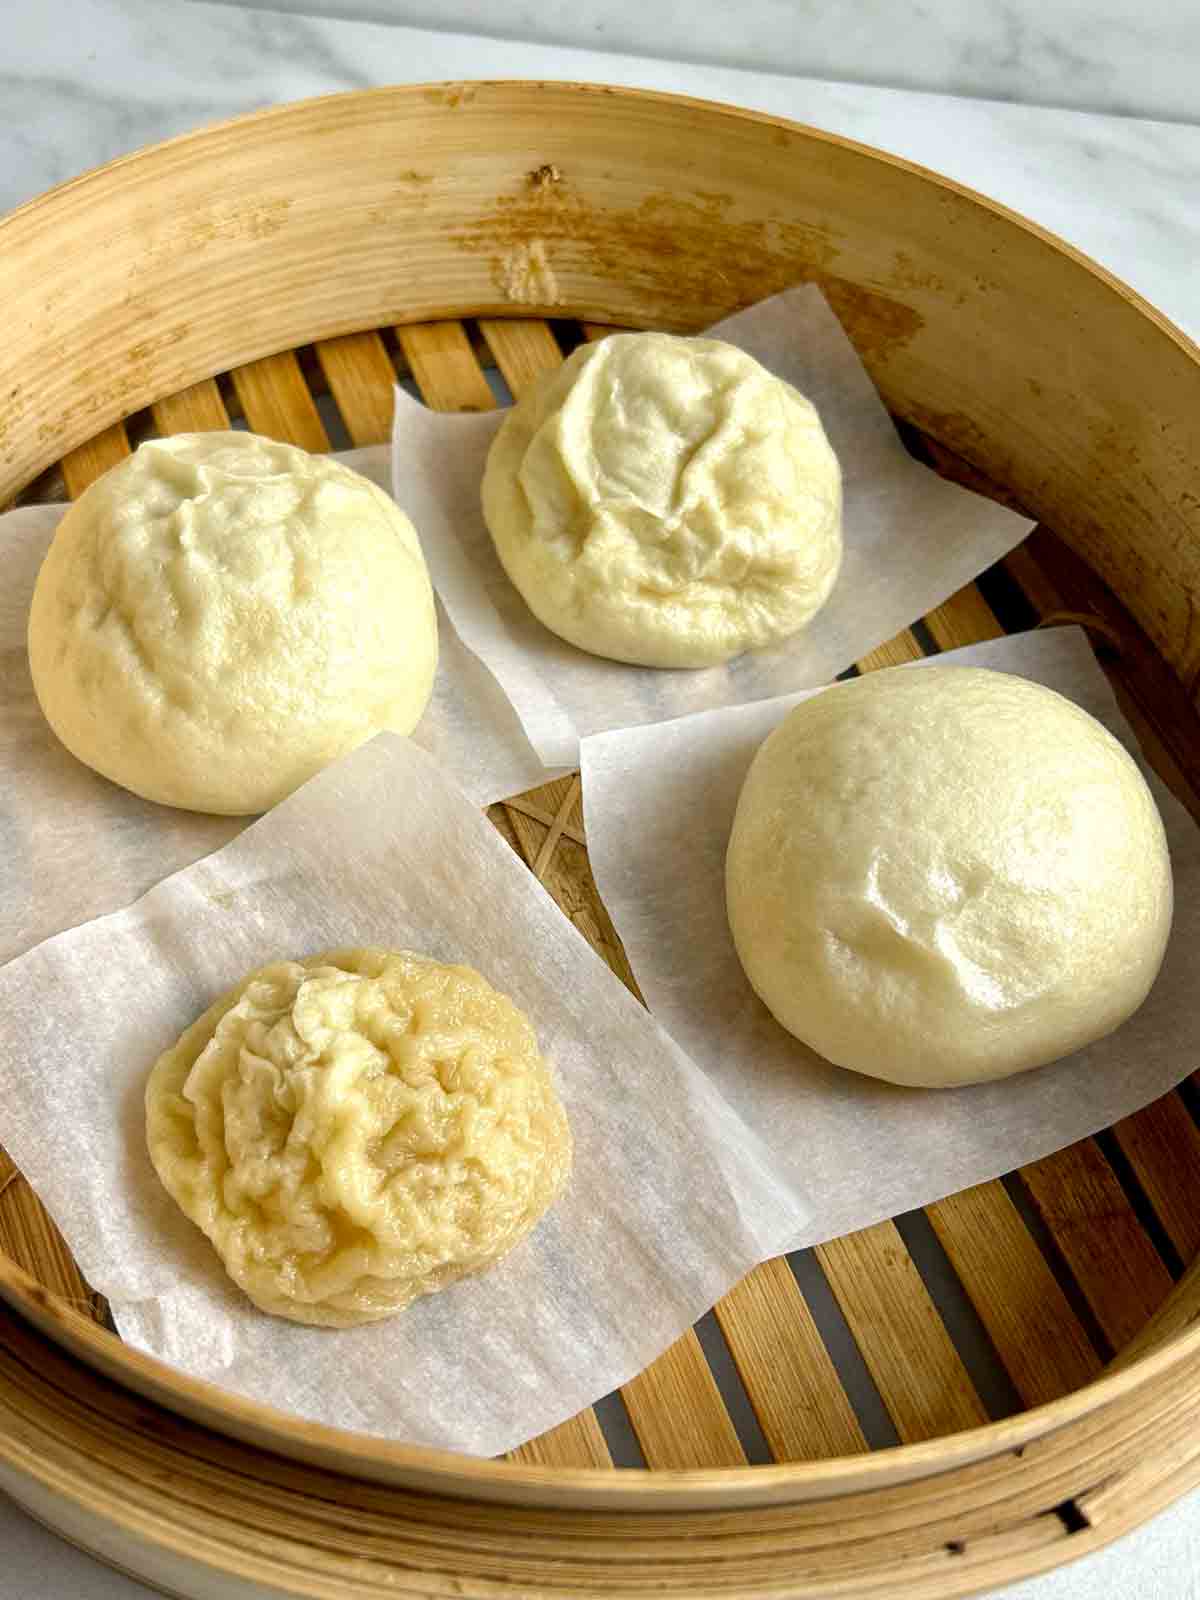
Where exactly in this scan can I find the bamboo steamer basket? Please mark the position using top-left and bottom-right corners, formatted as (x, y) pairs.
(3, 81), (1200, 1600)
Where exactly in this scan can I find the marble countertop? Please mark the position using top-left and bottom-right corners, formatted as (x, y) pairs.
(2, 2), (1199, 1596)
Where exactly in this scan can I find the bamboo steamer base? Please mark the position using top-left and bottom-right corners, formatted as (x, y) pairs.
(3, 83), (1200, 1600)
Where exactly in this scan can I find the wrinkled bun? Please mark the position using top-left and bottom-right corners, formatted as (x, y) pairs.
(28, 432), (437, 815)
(482, 332), (842, 668)
(726, 666), (1172, 1088)
(146, 949), (572, 1327)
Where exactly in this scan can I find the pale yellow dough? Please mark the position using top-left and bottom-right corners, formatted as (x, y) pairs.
(726, 667), (1173, 1088)
(482, 332), (842, 668)
(28, 432), (438, 815)
(146, 949), (572, 1327)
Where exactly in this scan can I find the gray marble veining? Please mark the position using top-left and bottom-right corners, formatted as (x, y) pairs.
(190, 0), (1200, 123)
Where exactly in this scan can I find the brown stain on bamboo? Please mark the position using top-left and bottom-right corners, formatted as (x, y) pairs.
(450, 178), (924, 359)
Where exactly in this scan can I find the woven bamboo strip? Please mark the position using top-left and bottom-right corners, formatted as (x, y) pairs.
(229, 351), (330, 453)
(0, 1146), (103, 1321)
(151, 378), (229, 435)
(315, 331), (399, 446)
(817, 1224), (989, 1441)
(500, 794), (587, 848)
(500, 778), (643, 1019)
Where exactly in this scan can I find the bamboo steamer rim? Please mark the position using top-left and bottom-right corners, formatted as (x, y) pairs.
(3, 79), (1199, 507)
(4, 75), (1196, 370)
(4, 1244), (1200, 1509)
(0, 80), (1198, 1521)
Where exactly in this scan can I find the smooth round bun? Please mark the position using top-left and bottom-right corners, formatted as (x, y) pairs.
(481, 332), (842, 668)
(726, 666), (1173, 1088)
(146, 949), (573, 1327)
(28, 432), (438, 815)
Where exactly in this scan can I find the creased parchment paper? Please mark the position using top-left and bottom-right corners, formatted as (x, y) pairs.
(583, 626), (1200, 1250)
(393, 285), (1033, 766)
(0, 448), (552, 969)
(0, 735), (809, 1455)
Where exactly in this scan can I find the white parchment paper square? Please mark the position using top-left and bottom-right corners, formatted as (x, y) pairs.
(0, 735), (809, 1455)
(394, 285), (1033, 766)
(0, 447), (551, 969)
(582, 626), (1200, 1250)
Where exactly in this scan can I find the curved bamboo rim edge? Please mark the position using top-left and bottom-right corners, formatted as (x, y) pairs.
(4, 1278), (1200, 1598)
(4, 1244), (1200, 1509)
(8, 78), (1200, 372)
(3, 79), (1200, 509)
(0, 81), (1198, 1514)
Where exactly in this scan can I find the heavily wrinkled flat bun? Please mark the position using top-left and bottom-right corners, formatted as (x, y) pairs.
(28, 433), (438, 815)
(145, 949), (572, 1326)
(726, 666), (1173, 1088)
(482, 332), (842, 668)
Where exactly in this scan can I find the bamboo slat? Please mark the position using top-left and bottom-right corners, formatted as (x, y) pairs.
(59, 421), (130, 500)
(230, 351), (330, 452)
(1112, 1097), (1200, 1265)
(620, 1329), (748, 1469)
(478, 319), (564, 392)
(315, 331), (399, 446)
(713, 1257), (869, 1460)
(817, 1224), (989, 1442)
(0, 1149), (103, 1323)
(928, 1181), (1103, 1404)
(397, 321), (497, 413)
(1019, 1142), (1173, 1352)
(151, 378), (230, 435)
(924, 582), (1005, 649)
(507, 1410), (614, 1471)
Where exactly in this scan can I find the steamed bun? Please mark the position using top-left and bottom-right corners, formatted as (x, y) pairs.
(482, 332), (842, 668)
(726, 666), (1172, 1088)
(145, 949), (572, 1327)
(28, 432), (438, 815)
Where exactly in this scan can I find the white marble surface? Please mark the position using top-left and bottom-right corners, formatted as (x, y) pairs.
(194, 0), (1200, 123)
(1, 3), (1199, 1597)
